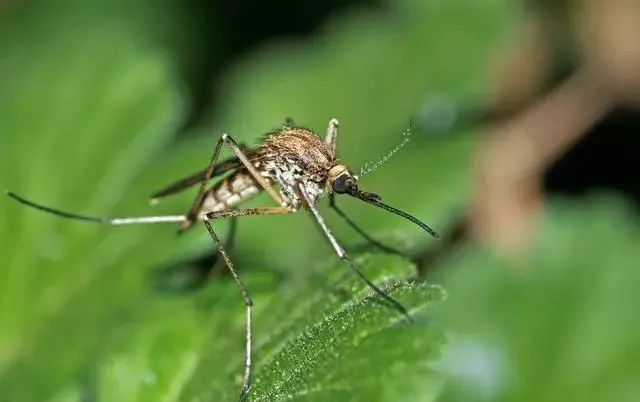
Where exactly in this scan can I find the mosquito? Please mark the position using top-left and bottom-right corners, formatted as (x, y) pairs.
(5, 118), (438, 399)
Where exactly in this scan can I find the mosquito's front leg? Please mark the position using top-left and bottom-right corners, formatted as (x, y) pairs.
(297, 183), (412, 322)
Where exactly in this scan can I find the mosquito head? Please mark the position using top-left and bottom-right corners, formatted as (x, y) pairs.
(328, 165), (439, 239)
(328, 164), (359, 194)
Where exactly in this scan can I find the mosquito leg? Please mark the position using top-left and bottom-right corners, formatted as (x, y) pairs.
(5, 191), (187, 225)
(204, 206), (292, 220)
(328, 193), (407, 257)
(297, 184), (412, 322)
(221, 134), (286, 207)
(185, 133), (285, 230)
(324, 118), (339, 153)
(185, 135), (226, 226)
(199, 205), (292, 398)
(205, 205), (292, 276)
(208, 216), (238, 279)
(201, 216), (253, 400)
(149, 146), (251, 203)
(188, 140), (255, 212)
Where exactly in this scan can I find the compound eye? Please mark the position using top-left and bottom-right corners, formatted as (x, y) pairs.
(332, 174), (352, 194)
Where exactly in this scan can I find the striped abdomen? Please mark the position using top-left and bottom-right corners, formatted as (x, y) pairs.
(200, 170), (264, 214)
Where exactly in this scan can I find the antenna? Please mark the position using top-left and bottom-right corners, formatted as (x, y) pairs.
(359, 122), (413, 177)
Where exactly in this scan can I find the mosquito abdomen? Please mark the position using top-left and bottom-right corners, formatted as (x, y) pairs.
(201, 170), (263, 214)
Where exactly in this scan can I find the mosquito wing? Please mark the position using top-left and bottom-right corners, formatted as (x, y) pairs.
(150, 148), (263, 201)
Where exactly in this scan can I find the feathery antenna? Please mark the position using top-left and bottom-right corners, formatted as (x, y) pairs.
(359, 122), (413, 177)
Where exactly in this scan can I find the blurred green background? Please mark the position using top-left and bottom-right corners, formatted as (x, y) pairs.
(1, 0), (639, 401)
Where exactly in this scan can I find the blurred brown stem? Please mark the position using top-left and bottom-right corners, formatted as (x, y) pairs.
(471, 68), (614, 253)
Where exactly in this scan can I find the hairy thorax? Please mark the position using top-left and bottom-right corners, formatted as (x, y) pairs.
(258, 128), (337, 209)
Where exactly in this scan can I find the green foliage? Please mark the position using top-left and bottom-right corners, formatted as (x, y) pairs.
(434, 198), (640, 402)
(179, 254), (446, 402)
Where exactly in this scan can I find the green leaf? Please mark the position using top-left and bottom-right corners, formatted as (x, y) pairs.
(72, 253), (446, 402)
(434, 196), (640, 402)
(175, 254), (447, 401)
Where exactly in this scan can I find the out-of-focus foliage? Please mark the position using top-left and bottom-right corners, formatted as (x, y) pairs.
(434, 198), (640, 402)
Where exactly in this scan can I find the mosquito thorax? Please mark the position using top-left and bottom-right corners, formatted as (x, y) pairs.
(260, 128), (337, 208)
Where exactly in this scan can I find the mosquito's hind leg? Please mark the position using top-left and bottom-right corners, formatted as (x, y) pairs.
(184, 133), (285, 230)
(207, 216), (238, 279)
(149, 143), (252, 204)
(201, 216), (253, 400)
(183, 135), (226, 229)
(220, 134), (285, 206)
